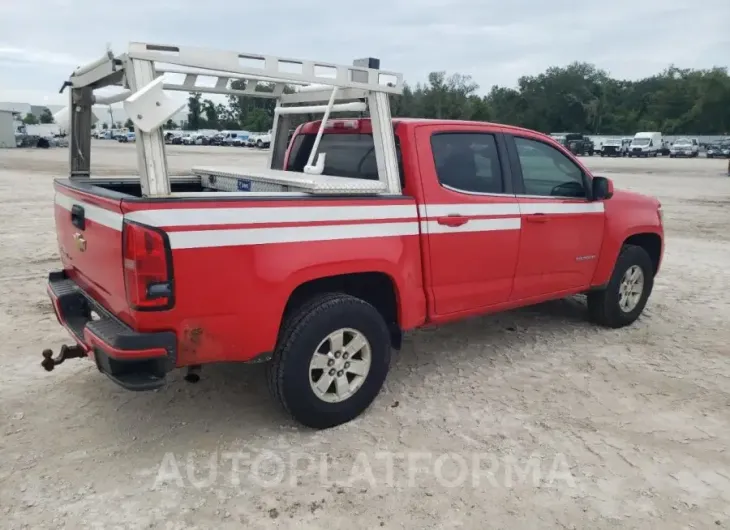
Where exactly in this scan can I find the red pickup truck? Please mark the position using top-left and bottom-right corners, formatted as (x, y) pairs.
(45, 116), (664, 428)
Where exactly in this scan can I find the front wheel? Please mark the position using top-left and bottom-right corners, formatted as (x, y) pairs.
(587, 244), (655, 328)
(268, 293), (392, 429)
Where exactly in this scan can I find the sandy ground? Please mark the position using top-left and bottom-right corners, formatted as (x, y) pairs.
(1, 142), (729, 529)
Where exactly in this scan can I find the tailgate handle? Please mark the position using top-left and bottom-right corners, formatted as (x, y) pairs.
(71, 204), (86, 230)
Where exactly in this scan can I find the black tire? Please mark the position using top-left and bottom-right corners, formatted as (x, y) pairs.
(267, 293), (392, 429)
(587, 244), (655, 328)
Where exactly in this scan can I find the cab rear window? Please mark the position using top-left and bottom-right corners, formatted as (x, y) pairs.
(286, 133), (404, 185)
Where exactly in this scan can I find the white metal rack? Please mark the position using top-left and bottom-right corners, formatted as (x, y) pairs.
(62, 42), (404, 197)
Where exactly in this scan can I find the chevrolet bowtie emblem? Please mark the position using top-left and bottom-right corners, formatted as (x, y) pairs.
(73, 232), (87, 252)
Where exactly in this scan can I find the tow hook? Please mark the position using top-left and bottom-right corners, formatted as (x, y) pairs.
(41, 345), (86, 372)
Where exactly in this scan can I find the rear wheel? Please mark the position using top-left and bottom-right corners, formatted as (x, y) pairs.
(587, 244), (654, 328)
(268, 293), (391, 429)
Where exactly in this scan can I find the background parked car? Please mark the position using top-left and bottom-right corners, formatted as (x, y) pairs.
(600, 138), (623, 157)
(706, 142), (730, 158)
(669, 138), (699, 158)
(117, 131), (136, 143)
(550, 132), (594, 156)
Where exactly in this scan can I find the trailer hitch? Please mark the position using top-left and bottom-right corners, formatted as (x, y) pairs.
(41, 345), (86, 372)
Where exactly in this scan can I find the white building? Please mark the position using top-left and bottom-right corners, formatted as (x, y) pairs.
(0, 110), (17, 148)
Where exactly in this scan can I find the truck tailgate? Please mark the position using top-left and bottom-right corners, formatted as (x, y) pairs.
(53, 182), (130, 323)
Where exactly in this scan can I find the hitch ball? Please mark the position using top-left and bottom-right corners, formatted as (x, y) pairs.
(41, 349), (56, 371)
(41, 345), (86, 372)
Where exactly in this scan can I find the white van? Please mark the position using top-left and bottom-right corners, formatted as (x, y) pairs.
(629, 132), (662, 157)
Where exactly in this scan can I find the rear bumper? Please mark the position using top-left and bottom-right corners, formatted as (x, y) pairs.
(47, 270), (177, 391)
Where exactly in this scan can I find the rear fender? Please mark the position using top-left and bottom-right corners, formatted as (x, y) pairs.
(278, 256), (424, 331)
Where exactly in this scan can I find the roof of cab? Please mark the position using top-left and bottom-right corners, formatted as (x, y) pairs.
(298, 117), (547, 140)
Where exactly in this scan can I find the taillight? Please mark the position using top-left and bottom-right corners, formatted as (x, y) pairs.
(122, 221), (173, 310)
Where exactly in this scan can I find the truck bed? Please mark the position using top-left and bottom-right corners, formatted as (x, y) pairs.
(61, 167), (387, 198)
(66, 176), (204, 198)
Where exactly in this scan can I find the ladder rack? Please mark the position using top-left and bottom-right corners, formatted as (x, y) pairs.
(63, 42), (404, 197)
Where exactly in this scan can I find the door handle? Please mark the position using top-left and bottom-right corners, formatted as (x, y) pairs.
(526, 213), (549, 223)
(436, 215), (469, 227)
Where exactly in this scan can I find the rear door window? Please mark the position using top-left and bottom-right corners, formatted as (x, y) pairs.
(430, 132), (505, 194)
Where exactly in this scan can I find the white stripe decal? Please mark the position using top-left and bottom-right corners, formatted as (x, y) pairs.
(54, 193), (123, 231)
(519, 202), (604, 215)
(52, 194), (604, 247)
(125, 204), (418, 227)
(422, 203), (521, 217)
(421, 217), (521, 235)
(168, 221), (420, 249)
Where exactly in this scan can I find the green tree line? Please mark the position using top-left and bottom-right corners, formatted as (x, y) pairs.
(183, 62), (730, 135)
(22, 108), (55, 125)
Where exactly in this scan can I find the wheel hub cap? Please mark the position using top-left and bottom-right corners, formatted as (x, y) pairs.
(618, 265), (644, 313)
(309, 328), (372, 403)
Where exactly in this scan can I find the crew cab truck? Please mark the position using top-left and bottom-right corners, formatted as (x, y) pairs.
(44, 43), (664, 429)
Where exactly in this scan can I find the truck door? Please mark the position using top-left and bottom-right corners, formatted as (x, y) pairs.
(504, 132), (605, 300)
(415, 124), (521, 316)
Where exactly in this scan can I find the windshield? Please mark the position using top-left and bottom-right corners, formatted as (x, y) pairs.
(632, 138), (650, 146)
(674, 138), (691, 146)
(604, 139), (621, 146)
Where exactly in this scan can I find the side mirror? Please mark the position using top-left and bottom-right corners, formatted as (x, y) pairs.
(592, 176), (613, 200)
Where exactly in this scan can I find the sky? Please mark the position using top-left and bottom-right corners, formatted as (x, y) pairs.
(1, 0), (729, 106)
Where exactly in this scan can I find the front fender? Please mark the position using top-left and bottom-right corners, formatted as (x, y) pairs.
(590, 193), (663, 286)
